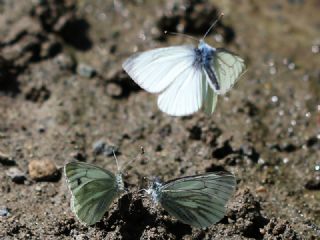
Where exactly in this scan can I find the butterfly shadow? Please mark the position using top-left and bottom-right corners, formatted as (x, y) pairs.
(101, 69), (142, 99)
(95, 192), (156, 239)
(159, 213), (192, 239)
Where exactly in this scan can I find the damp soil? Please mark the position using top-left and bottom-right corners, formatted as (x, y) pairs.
(0, 0), (320, 239)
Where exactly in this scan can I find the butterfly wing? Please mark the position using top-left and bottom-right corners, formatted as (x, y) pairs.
(157, 63), (205, 116)
(202, 71), (218, 114)
(158, 172), (236, 228)
(211, 49), (245, 95)
(64, 162), (120, 225)
(123, 45), (196, 94)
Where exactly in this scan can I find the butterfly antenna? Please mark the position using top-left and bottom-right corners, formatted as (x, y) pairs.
(164, 31), (198, 42)
(121, 146), (145, 171)
(113, 150), (121, 172)
(202, 12), (224, 40)
(137, 188), (148, 194)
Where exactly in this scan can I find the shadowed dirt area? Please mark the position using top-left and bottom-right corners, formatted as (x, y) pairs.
(0, 0), (319, 239)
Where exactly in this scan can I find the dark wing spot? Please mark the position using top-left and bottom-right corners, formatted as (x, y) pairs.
(77, 178), (82, 186)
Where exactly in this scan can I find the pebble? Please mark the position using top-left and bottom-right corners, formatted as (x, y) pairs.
(5, 167), (26, 184)
(76, 63), (96, 78)
(54, 53), (75, 71)
(92, 140), (119, 157)
(92, 139), (106, 155)
(28, 159), (60, 181)
(305, 176), (320, 190)
(103, 145), (119, 157)
(0, 206), (10, 217)
(106, 82), (123, 98)
(0, 151), (16, 166)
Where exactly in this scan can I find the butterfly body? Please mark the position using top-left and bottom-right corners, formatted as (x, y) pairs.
(123, 38), (245, 116)
(116, 173), (125, 193)
(194, 40), (221, 91)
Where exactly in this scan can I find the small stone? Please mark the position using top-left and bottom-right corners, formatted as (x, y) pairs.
(106, 82), (122, 98)
(70, 151), (86, 162)
(54, 53), (75, 71)
(92, 140), (106, 155)
(76, 63), (96, 78)
(28, 159), (60, 181)
(305, 175), (320, 190)
(6, 167), (26, 184)
(103, 145), (119, 157)
(256, 186), (267, 193)
(0, 207), (10, 217)
(0, 152), (16, 166)
(92, 140), (119, 157)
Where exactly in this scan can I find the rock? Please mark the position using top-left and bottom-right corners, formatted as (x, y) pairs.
(103, 145), (119, 157)
(305, 174), (320, 190)
(54, 53), (75, 71)
(6, 167), (26, 184)
(106, 82), (123, 98)
(92, 139), (106, 155)
(92, 140), (119, 157)
(70, 151), (86, 162)
(0, 206), (10, 217)
(0, 152), (16, 166)
(76, 63), (96, 78)
(28, 159), (60, 181)
(262, 218), (301, 240)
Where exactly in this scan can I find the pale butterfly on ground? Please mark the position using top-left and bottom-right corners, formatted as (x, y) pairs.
(122, 13), (246, 116)
(144, 171), (236, 228)
(64, 151), (132, 225)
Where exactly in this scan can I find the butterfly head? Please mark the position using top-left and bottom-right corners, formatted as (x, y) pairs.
(145, 177), (163, 203)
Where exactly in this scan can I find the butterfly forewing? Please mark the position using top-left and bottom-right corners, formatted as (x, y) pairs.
(212, 49), (245, 95)
(122, 46), (195, 94)
(65, 162), (121, 225)
(157, 63), (205, 116)
(158, 172), (236, 228)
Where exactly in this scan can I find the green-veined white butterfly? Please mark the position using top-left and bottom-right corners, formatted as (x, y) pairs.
(145, 171), (236, 228)
(64, 161), (125, 225)
(122, 14), (245, 116)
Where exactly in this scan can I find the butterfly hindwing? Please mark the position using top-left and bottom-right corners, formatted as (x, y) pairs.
(158, 172), (236, 228)
(212, 49), (245, 95)
(65, 162), (120, 225)
(202, 70), (218, 114)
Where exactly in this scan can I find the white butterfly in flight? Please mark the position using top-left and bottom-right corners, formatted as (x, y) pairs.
(122, 14), (245, 116)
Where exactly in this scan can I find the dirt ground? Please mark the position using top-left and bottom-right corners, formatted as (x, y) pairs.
(0, 0), (319, 239)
